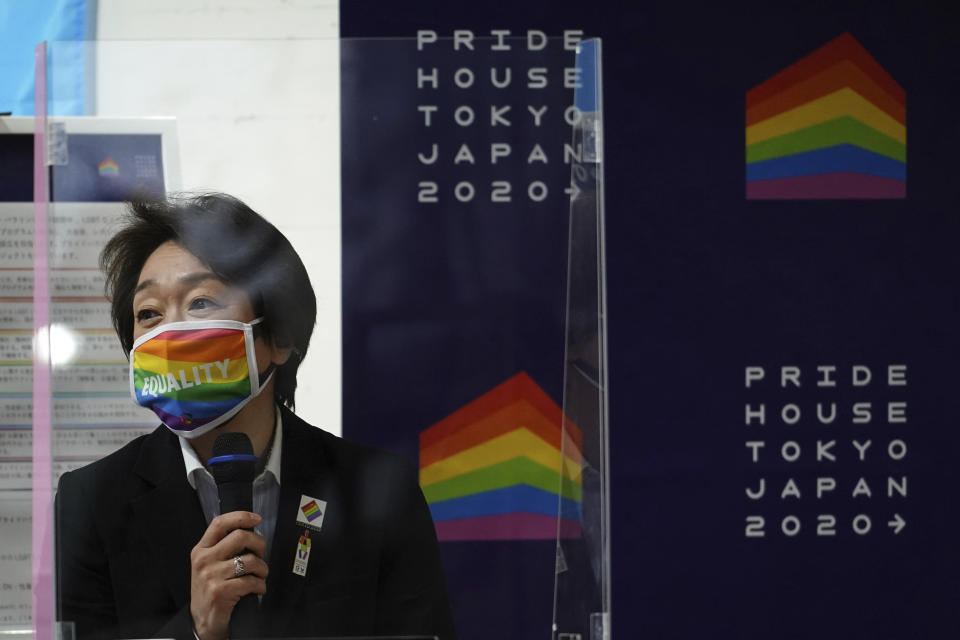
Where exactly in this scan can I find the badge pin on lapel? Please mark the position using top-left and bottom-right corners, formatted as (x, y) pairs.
(293, 529), (311, 577)
(292, 494), (326, 577)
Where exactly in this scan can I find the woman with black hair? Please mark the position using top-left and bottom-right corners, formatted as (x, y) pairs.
(55, 193), (456, 640)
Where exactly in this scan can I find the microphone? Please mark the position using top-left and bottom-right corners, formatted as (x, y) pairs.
(209, 432), (257, 514)
(209, 432), (259, 637)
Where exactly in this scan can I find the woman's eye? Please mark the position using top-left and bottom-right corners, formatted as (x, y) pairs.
(136, 309), (159, 322)
(189, 297), (217, 311)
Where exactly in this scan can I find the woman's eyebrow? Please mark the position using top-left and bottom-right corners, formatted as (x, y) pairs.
(133, 272), (223, 296)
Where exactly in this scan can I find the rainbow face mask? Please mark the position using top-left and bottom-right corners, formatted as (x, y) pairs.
(129, 318), (274, 439)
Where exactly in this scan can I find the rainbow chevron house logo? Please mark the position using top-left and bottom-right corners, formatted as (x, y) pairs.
(98, 157), (120, 177)
(419, 372), (582, 541)
(746, 33), (906, 199)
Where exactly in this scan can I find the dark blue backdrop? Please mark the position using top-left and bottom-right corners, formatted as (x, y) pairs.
(340, 2), (960, 638)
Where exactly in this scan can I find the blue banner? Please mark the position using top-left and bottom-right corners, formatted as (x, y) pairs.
(0, 0), (93, 115)
(341, 3), (960, 638)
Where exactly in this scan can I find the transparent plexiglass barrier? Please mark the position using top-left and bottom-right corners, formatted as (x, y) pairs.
(553, 40), (611, 640)
(9, 36), (607, 639)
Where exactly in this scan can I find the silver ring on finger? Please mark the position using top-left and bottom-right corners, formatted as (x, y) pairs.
(233, 554), (246, 578)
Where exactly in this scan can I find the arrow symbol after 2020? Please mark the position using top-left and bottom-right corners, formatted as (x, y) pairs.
(888, 513), (906, 534)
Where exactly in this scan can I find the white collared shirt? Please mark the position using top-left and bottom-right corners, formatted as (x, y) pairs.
(179, 408), (282, 561)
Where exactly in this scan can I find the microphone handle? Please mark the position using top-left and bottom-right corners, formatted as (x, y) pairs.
(231, 595), (260, 638)
(218, 480), (253, 515)
(218, 480), (258, 636)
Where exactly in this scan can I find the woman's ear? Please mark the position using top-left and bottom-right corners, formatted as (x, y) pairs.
(268, 339), (294, 366)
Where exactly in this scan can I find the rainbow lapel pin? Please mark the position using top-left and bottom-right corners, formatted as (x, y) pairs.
(296, 494), (327, 532)
(292, 495), (326, 577)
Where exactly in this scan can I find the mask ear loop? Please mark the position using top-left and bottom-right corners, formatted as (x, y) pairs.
(257, 363), (277, 388)
(246, 317), (275, 395)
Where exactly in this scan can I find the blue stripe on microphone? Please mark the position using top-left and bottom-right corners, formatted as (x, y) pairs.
(208, 454), (258, 465)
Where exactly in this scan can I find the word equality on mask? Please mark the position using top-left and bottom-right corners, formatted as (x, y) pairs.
(138, 358), (235, 397)
(129, 318), (273, 439)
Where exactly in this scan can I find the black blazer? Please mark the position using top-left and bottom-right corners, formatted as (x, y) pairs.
(55, 407), (456, 640)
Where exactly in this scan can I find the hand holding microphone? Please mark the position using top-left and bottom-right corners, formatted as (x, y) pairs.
(189, 433), (267, 640)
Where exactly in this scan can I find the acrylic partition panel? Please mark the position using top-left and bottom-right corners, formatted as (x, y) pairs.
(553, 40), (611, 640)
(340, 35), (600, 640)
(0, 42), (74, 640)
(15, 36), (598, 640)
(0, 43), (57, 640)
(15, 37), (341, 638)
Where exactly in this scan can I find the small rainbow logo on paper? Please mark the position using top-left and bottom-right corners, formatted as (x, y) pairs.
(301, 500), (322, 522)
(746, 33), (906, 199)
(98, 157), (120, 177)
(419, 372), (582, 542)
